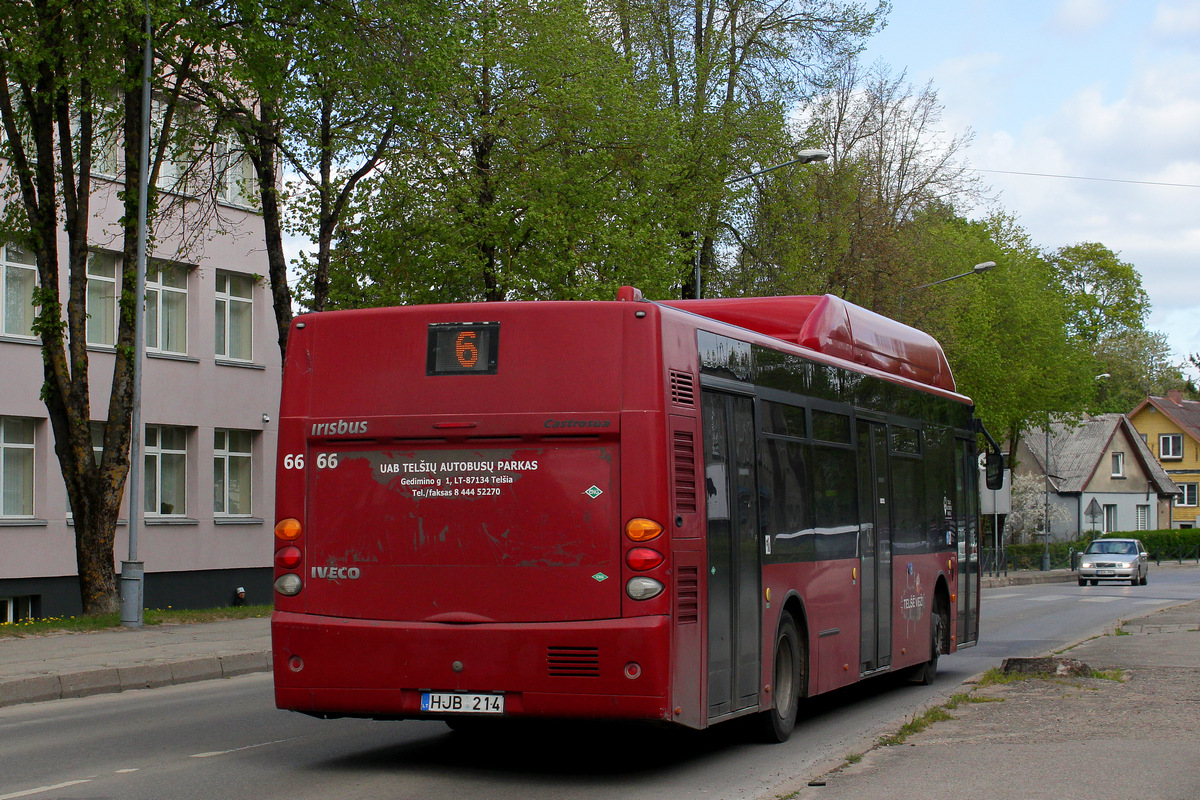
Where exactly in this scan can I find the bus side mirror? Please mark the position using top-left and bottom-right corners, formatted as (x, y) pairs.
(985, 451), (1004, 491)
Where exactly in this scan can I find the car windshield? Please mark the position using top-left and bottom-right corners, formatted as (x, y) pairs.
(1086, 540), (1137, 555)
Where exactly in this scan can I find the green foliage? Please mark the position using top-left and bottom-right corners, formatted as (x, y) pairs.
(1004, 530), (1200, 567)
(878, 706), (954, 746)
(1099, 529), (1200, 559)
(319, 0), (686, 306)
(0, 605), (271, 638)
(1049, 242), (1150, 342)
(1005, 540), (1088, 570)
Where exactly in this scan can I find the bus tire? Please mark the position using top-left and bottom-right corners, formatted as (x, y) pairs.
(913, 603), (947, 686)
(755, 612), (804, 743)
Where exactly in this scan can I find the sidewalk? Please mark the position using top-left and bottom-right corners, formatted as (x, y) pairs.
(0, 616), (271, 707)
(781, 596), (1200, 800)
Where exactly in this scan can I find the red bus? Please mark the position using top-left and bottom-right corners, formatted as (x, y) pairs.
(271, 287), (1002, 741)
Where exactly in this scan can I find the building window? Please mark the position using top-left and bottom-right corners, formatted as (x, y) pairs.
(1, 417), (35, 517)
(145, 425), (187, 515)
(1136, 505), (1150, 530)
(146, 262), (188, 354)
(2, 243), (37, 338)
(1180, 483), (1198, 507)
(214, 429), (253, 515)
(215, 272), (254, 361)
(1160, 434), (1183, 460)
(1103, 504), (1118, 533)
(1111, 452), (1125, 478)
(216, 135), (257, 206)
(86, 252), (119, 346)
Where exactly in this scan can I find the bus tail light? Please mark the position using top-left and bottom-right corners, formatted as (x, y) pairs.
(274, 573), (303, 596)
(275, 518), (302, 542)
(626, 577), (664, 600)
(275, 546), (303, 570)
(625, 518), (663, 542)
(626, 547), (664, 571)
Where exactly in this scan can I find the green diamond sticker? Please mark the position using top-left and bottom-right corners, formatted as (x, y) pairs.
(592, 572), (609, 582)
(584, 485), (603, 499)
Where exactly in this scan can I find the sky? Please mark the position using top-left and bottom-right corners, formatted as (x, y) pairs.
(857, 0), (1200, 376)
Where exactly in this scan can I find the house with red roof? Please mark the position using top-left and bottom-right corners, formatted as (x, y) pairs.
(1129, 391), (1200, 528)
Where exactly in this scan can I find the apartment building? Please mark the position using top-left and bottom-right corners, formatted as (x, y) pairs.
(0, 170), (279, 620)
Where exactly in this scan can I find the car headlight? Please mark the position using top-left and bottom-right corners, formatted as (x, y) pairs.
(1080, 559), (1093, 569)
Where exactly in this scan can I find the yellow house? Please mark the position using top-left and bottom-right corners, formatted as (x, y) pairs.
(1129, 391), (1200, 528)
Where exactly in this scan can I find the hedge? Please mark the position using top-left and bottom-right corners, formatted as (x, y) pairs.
(1002, 529), (1200, 569)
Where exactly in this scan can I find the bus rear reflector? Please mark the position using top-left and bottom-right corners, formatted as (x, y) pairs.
(275, 518), (302, 542)
(625, 518), (663, 542)
(626, 577), (664, 600)
(626, 547), (664, 571)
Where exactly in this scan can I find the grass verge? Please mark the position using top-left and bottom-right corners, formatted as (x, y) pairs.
(0, 604), (271, 638)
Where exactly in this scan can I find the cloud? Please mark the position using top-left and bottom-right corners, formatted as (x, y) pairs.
(1150, 1), (1200, 40)
(1049, 0), (1117, 33)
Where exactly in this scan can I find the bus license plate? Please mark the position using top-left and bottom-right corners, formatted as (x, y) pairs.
(421, 692), (505, 715)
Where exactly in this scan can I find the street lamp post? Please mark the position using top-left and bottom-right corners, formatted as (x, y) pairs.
(693, 149), (832, 298)
(898, 261), (996, 323)
(1043, 424), (1052, 571)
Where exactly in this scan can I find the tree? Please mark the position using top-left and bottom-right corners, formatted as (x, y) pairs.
(1094, 330), (1191, 412)
(713, 61), (985, 310)
(176, 0), (453, 353)
(1006, 472), (1069, 545)
(1048, 242), (1150, 344)
(0, 0), (200, 614)
(610, 0), (886, 297)
(321, 0), (683, 307)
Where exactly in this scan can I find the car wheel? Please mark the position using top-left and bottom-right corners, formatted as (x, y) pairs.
(1090, 580), (1098, 586)
(1141, 573), (1148, 586)
(1078, 577), (1086, 586)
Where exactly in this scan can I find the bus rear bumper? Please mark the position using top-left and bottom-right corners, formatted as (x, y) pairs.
(272, 611), (673, 722)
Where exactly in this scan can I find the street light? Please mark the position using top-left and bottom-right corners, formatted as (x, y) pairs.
(898, 261), (996, 323)
(723, 149), (831, 185)
(692, 149), (832, 298)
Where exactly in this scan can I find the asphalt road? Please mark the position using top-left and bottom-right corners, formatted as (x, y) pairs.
(3, 566), (1197, 800)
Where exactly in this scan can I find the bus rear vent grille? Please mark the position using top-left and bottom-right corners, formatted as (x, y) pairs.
(676, 567), (699, 624)
(546, 646), (600, 678)
(670, 371), (696, 407)
(673, 430), (697, 513)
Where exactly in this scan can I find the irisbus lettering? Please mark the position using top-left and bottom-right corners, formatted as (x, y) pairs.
(311, 420), (369, 436)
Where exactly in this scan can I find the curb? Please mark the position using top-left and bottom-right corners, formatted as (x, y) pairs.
(0, 651), (271, 708)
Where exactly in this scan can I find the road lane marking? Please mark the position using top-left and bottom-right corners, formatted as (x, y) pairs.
(987, 593), (1021, 599)
(1029, 595), (1069, 602)
(0, 780), (93, 799)
(191, 737), (298, 758)
(1079, 596), (1120, 603)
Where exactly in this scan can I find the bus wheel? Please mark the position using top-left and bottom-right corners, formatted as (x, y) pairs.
(912, 604), (947, 686)
(754, 612), (805, 743)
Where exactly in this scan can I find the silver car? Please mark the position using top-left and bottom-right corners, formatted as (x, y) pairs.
(1077, 538), (1149, 586)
